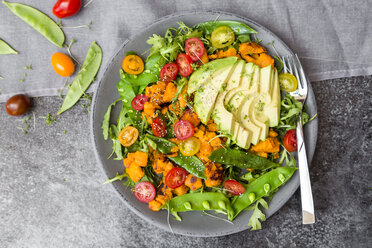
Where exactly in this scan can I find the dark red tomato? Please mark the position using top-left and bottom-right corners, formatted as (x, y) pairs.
(224, 180), (245, 196)
(134, 181), (156, 203)
(131, 94), (148, 111)
(159, 63), (179, 82)
(5, 94), (31, 116)
(176, 54), (193, 77)
(53, 0), (81, 19)
(173, 120), (194, 140)
(165, 167), (188, 189)
(152, 117), (167, 137)
(185, 37), (205, 62)
(284, 129), (297, 152)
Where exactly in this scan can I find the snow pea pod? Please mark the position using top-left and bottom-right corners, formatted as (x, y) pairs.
(164, 192), (234, 221)
(195, 20), (257, 36)
(145, 134), (176, 154)
(209, 148), (279, 170)
(0, 39), (18, 54)
(168, 153), (207, 179)
(58, 41), (102, 114)
(231, 166), (297, 219)
(3, 1), (65, 48)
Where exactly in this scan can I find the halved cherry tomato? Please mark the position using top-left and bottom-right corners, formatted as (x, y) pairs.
(134, 181), (156, 203)
(131, 94), (148, 111)
(118, 126), (139, 147)
(279, 73), (298, 92)
(152, 117), (167, 137)
(51, 52), (75, 77)
(122, 55), (144, 75)
(53, 0), (81, 19)
(174, 120), (194, 140)
(179, 137), (201, 156)
(176, 54), (193, 77)
(224, 179), (245, 195)
(159, 63), (179, 82)
(185, 37), (205, 62)
(165, 167), (188, 189)
(283, 129), (297, 152)
(211, 26), (235, 49)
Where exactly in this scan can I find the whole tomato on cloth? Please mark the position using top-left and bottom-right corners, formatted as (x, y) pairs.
(53, 0), (81, 19)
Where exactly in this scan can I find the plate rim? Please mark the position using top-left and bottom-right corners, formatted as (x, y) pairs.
(90, 10), (318, 237)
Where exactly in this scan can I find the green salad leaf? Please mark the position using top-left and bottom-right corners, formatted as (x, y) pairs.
(248, 198), (269, 230)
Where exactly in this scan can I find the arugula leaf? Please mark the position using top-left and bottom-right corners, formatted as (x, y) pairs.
(248, 198), (269, 230)
(103, 172), (129, 184)
(102, 99), (120, 140)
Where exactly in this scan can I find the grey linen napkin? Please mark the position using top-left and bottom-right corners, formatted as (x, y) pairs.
(0, 0), (371, 102)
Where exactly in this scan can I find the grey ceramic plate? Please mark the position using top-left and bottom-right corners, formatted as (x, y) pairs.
(90, 11), (318, 237)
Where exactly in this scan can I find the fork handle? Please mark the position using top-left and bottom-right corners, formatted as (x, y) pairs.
(296, 114), (315, 224)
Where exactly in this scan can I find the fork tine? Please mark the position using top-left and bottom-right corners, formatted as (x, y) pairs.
(295, 54), (307, 91)
(291, 56), (303, 89)
(286, 56), (294, 75)
(281, 56), (288, 73)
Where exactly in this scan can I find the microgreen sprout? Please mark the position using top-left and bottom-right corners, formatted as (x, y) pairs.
(40, 113), (57, 125)
(58, 20), (92, 30)
(65, 39), (81, 66)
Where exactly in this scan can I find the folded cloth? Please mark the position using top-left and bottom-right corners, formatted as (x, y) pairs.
(0, 0), (371, 102)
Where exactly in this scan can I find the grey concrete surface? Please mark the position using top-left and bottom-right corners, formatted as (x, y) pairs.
(0, 76), (371, 248)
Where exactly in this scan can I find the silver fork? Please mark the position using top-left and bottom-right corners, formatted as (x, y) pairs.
(281, 54), (315, 224)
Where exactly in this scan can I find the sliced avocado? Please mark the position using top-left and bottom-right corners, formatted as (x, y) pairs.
(252, 96), (269, 141)
(188, 57), (238, 94)
(236, 125), (252, 149)
(262, 68), (281, 127)
(212, 60), (244, 133)
(237, 95), (261, 145)
(259, 65), (273, 101)
(194, 62), (236, 124)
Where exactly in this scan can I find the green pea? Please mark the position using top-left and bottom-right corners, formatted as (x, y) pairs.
(279, 173), (285, 183)
(218, 200), (226, 210)
(184, 201), (192, 210)
(3, 1), (65, 48)
(58, 41), (102, 115)
(0, 39), (18, 54)
(202, 200), (210, 209)
(248, 192), (255, 202)
(264, 183), (270, 193)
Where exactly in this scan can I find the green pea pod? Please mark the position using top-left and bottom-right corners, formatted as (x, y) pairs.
(164, 192), (234, 221)
(195, 20), (257, 36)
(3, 1), (65, 48)
(209, 148), (279, 170)
(145, 134), (176, 154)
(168, 153), (207, 179)
(231, 166), (297, 219)
(58, 41), (102, 115)
(0, 39), (18, 54)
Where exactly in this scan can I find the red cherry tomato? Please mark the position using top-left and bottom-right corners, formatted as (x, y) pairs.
(176, 54), (193, 77)
(152, 117), (167, 137)
(185, 37), (205, 62)
(173, 120), (194, 140)
(159, 63), (179, 82)
(131, 94), (148, 111)
(5, 94), (31, 116)
(283, 129), (297, 152)
(224, 180), (246, 196)
(165, 167), (188, 189)
(53, 0), (81, 19)
(134, 181), (156, 203)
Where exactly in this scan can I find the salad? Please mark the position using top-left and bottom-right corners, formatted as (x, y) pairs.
(102, 20), (315, 230)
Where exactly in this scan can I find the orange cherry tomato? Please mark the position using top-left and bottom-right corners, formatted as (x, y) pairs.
(122, 55), (144, 75)
(51, 52), (75, 77)
(118, 126), (139, 147)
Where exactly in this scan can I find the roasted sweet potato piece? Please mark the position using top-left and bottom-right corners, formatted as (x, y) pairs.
(126, 163), (144, 182)
(253, 53), (274, 68)
(180, 108), (201, 127)
(163, 82), (177, 103)
(184, 174), (203, 191)
(173, 184), (189, 196)
(178, 85), (188, 109)
(133, 151), (148, 167)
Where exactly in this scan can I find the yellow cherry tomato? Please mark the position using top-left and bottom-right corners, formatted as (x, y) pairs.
(279, 73), (298, 92)
(51, 52), (75, 77)
(122, 55), (144, 75)
(118, 126), (139, 147)
(179, 137), (201, 156)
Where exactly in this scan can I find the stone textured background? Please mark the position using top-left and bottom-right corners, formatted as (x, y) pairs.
(0, 76), (371, 248)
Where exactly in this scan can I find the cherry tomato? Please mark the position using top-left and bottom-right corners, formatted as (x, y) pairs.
(51, 52), (75, 77)
(185, 37), (205, 62)
(279, 73), (298, 92)
(179, 137), (201, 156)
(159, 63), (179, 82)
(176, 54), (193, 77)
(165, 167), (188, 189)
(152, 117), (167, 137)
(134, 181), (156, 203)
(283, 129), (297, 152)
(131, 94), (148, 111)
(224, 179), (245, 196)
(53, 0), (81, 19)
(5, 94), (31, 116)
(174, 120), (194, 140)
(211, 26), (235, 49)
(118, 126), (139, 147)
